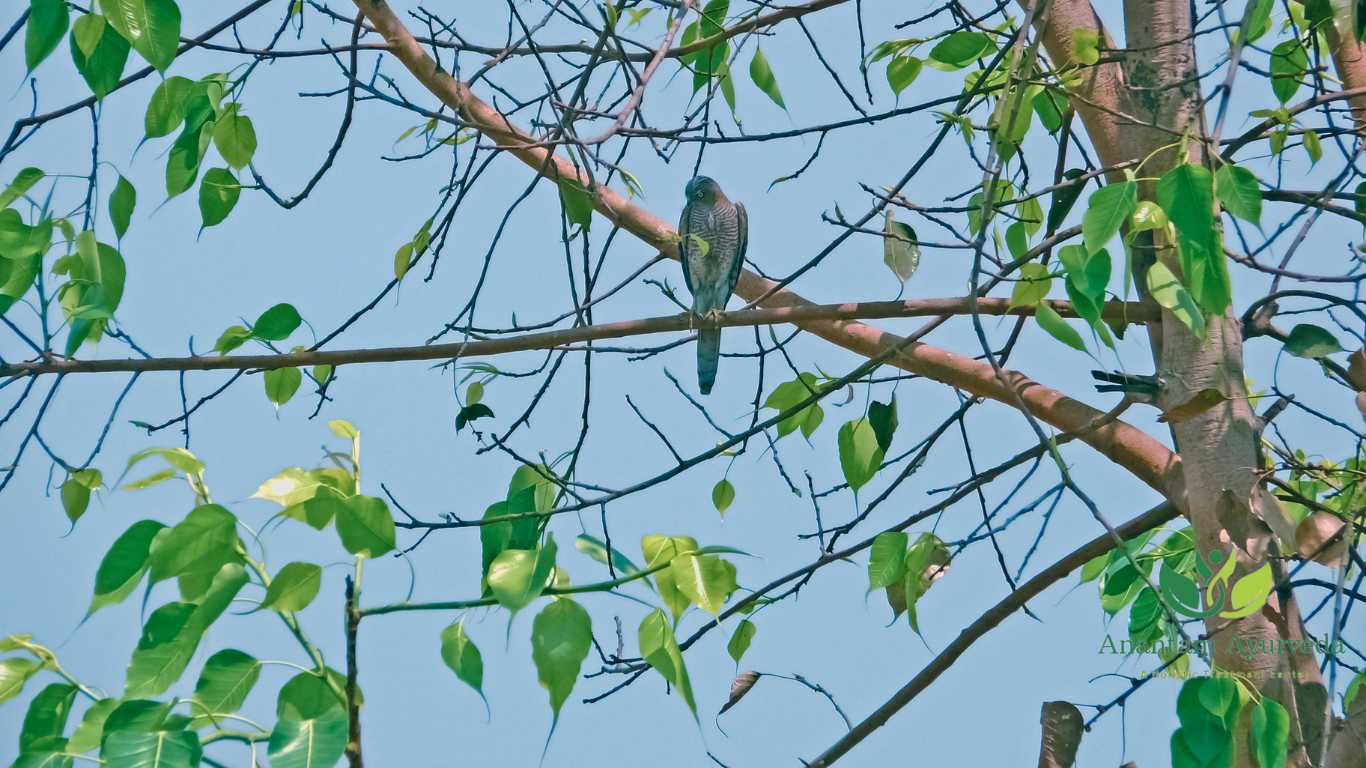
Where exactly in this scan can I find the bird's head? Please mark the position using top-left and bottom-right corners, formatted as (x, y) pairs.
(685, 176), (721, 203)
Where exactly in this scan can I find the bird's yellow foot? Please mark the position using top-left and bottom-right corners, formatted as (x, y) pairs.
(702, 309), (725, 325)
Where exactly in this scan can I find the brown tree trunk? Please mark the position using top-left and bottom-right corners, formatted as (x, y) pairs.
(1031, 2), (1328, 765)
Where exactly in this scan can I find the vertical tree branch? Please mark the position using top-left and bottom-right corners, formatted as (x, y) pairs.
(345, 571), (364, 768)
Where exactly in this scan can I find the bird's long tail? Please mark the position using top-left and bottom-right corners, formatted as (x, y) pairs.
(697, 327), (721, 395)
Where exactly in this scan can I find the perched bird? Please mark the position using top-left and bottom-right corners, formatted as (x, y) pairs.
(678, 176), (748, 395)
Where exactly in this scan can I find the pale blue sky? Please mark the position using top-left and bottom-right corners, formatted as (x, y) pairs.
(1, 2), (1361, 766)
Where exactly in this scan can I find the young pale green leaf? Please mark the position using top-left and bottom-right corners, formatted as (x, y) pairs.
(260, 562), (321, 613)
(868, 531), (909, 590)
(1303, 128), (1322, 164)
(747, 46), (786, 108)
(1214, 164), (1261, 224)
(727, 619), (756, 665)
(193, 649), (260, 720)
(212, 325), (252, 355)
(558, 178), (594, 231)
(267, 713), (347, 768)
(252, 303), (302, 341)
(440, 620), (485, 699)
(531, 597), (592, 719)
(264, 367), (302, 407)
(1017, 194), (1045, 237)
(763, 373), (823, 439)
(927, 30), (991, 69)
(1282, 324), (1342, 359)
(60, 476), (92, 524)
(487, 536), (557, 611)
(212, 105), (257, 169)
(198, 167), (240, 229)
(638, 608), (697, 717)
(1009, 262), (1053, 309)
(1082, 180), (1136, 254)
(0, 167), (44, 210)
(90, 520), (164, 613)
(164, 121), (206, 197)
(1146, 261), (1206, 339)
(102, 730), (202, 768)
(72, 11), (104, 58)
(109, 175), (136, 239)
(335, 495), (396, 559)
(26, 0), (69, 71)
(642, 534), (698, 621)
(1345, 670), (1365, 713)
(1035, 301), (1086, 352)
(837, 418), (883, 492)
(670, 552), (737, 615)
(1071, 29), (1099, 65)
(712, 478), (735, 516)
(69, 14), (130, 99)
(883, 212), (919, 282)
(885, 55), (922, 96)
(101, 0), (182, 73)
(328, 418), (359, 440)
(1129, 200), (1168, 233)
(0, 658), (40, 706)
(573, 534), (648, 588)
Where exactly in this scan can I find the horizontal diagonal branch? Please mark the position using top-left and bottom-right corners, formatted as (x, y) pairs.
(0, 298), (1158, 377)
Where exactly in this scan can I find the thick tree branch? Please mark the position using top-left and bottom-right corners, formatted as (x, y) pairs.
(0, 298), (1158, 377)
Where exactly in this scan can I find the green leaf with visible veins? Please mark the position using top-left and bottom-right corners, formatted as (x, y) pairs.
(531, 598), (592, 720)
(101, 730), (202, 768)
(101, 0), (181, 72)
(670, 552), (737, 615)
(334, 495), (396, 558)
(1215, 164), (1262, 224)
(486, 535), (556, 611)
(192, 649), (260, 722)
(638, 608), (697, 717)
(266, 713), (347, 768)
(727, 619), (756, 664)
(837, 418), (883, 492)
(90, 520), (165, 613)
(440, 619), (485, 699)
(198, 167), (240, 229)
(259, 562), (321, 612)
(1082, 180), (1136, 254)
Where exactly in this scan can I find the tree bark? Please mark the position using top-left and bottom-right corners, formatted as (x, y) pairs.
(1029, 2), (1329, 765)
